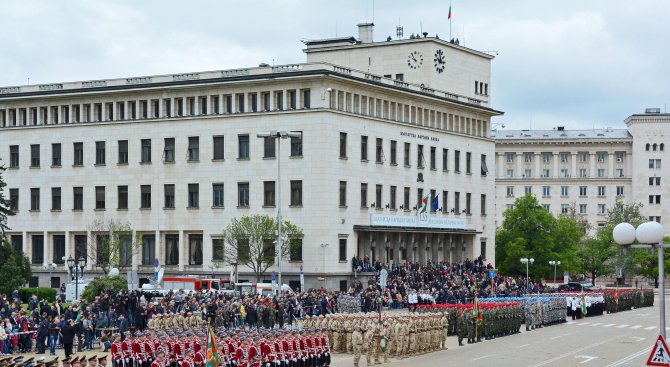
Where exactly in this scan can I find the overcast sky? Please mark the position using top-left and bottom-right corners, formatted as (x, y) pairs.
(1, 0), (668, 130)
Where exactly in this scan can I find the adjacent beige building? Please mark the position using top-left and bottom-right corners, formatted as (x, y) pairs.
(0, 24), (501, 289)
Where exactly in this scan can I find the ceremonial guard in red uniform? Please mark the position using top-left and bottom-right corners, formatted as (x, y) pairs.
(151, 349), (170, 367)
(111, 334), (126, 367)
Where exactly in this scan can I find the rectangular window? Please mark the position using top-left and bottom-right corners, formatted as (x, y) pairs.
(375, 138), (384, 163)
(164, 184), (175, 208)
(616, 186), (624, 196)
(597, 186), (606, 196)
(30, 144), (40, 167)
(339, 132), (347, 158)
(163, 138), (175, 162)
(580, 152), (588, 163)
(561, 153), (568, 163)
(542, 169), (550, 177)
(542, 186), (550, 197)
(32, 235), (44, 265)
(142, 235), (155, 266)
(9, 146), (19, 168)
(212, 238), (224, 261)
(465, 152), (472, 174)
(481, 194), (486, 215)
(95, 186), (105, 209)
(561, 204), (569, 214)
(51, 187), (61, 210)
(597, 152), (605, 162)
(213, 136), (225, 160)
(403, 187), (410, 210)
(506, 186), (514, 197)
(302, 89), (311, 108)
(95, 141), (105, 165)
(615, 168), (624, 177)
(117, 185), (128, 209)
(360, 183), (368, 208)
(361, 136), (368, 161)
(118, 140), (128, 164)
(481, 154), (488, 176)
(264, 181), (276, 207)
(465, 193), (471, 214)
(525, 186), (532, 194)
(404, 143), (411, 166)
(212, 183), (224, 207)
(238, 182), (250, 207)
(579, 204), (587, 214)
(73, 187), (83, 210)
(390, 186), (397, 209)
(188, 184), (199, 208)
(165, 234), (179, 265)
(375, 184), (382, 208)
(141, 139), (151, 163)
(580, 186), (587, 197)
(53, 235), (65, 264)
(237, 238), (250, 262)
(189, 234), (203, 265)
(524, 152), (533, 163)
(560, 169), (569, 177)
(454, 150), (461, 172)
(579, 168), (587, 177)
(187, 137), (200, 161)
(525, 169), (532, 178)
(561, 186), (569, 197)
(442, 149), (449, 171)
(238, 134), (250, 159)
(338, 238), (347, 262)
(290, 132), (303, 157)
(597, 168), (605, 177)
(454, 192), (461, 213)
(507, 169), (514, 178)
(73, 142), (83, 166)
(339, 181), (347, 207)
(390, 141), (397, 165)
(430, 147), (436, 170)
(141, 185), (151, 208)
(52, 143), (61, 166)
(598, 204), (606, 214)
(289, 238), (303, 262)
(261, 136), (275, 158)
(30, 188), (40, 211)
(542, 153), (551, 163)
(290, 180), (302, 206)
(74, 235), (86, 261)
(506, 153), (514, 163)
(616, 152), (625, 162)
(417, 145), (424, 168)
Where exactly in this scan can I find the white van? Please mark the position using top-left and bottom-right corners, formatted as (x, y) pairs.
(238, 283), (294, 296)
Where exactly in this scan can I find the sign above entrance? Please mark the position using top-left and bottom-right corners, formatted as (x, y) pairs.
(370, 214), (467, 230)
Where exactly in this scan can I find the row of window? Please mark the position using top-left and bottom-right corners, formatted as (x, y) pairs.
(504, 167), (626, 178)
(534, 203), (610, 215)
(339, 181), (487, 215)
(645, 143), (665, 152)
(474, 81), (489, 96)
(0, 89), (311, 127)
(505, 151), (626, 164)
(8, 232), (307, 267)
(8, 181), (304, 212)
(339, 133), (489, 175)
(7, 134), (304, 168)
(506, 185), (621, 198)
(330, 89), (489, 138)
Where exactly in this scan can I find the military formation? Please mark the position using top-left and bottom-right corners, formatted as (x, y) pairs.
(111, 327), (330, 367)
(0, 355), (107, 367)
(147, 311), (208, 331)
(603, 289), (654, 313)
(336, 295), (362, 314)
(304, 312), (448, 367)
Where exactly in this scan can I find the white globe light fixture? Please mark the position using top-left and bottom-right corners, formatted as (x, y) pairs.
(613, 222), (636, 245)
(636, 221), (664, 244)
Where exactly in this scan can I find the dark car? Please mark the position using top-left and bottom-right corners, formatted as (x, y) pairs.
(557, 282), (598, 292)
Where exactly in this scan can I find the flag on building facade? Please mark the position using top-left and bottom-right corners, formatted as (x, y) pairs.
(432, 194), (439, 212)
(418, 194), (430, 214)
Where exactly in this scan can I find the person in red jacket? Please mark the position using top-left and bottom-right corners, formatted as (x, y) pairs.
(151, 348), (169, 367)
(111, 334), (125, 367)
(133, 333), (148, 367)
(259, 336), (273, 367)
(180, 348), (195, 367)
(122, 333), (134, 367)
(235, 338), (252, 367)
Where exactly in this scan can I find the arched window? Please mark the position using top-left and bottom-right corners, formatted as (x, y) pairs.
(653, 143), (658, 151)
(646, 143), (651, 151)
(661, 143), (665, 151)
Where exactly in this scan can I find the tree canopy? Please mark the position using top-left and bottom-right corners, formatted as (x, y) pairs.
(0, 164), (14, 236)
(87, 218), (141, 275)
(496, 194), (583, 280)
(0, 240), (32, 294)
(223, 214), (303, 282)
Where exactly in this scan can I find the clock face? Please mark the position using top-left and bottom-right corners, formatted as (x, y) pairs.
(407, 51), (423, 69)
(434, 49), (446, 73)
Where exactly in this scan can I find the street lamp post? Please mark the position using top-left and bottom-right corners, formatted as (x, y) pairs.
(613, 221), (666, 339)
(520, 257), (534, 291)
(257, 131), (302, 291)
(67, 256), (87, 301)
(549, 260), (561, 284)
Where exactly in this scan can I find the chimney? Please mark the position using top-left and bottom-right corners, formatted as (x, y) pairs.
(357, 23), (374, 43)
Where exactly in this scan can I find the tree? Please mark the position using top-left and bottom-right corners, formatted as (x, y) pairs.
(496, 194), (582, 280)
(0, 240), (32, 294)
(0, 164), (15, 236)
(87, 218), (141, 275)
(631, 236), (670, 287)
(223, 214), (303, 282)
(578, 237), (617, 286)
(81, 275), (128, 302)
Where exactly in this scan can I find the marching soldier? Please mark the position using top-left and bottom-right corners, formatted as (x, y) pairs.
(352, 326), (363, 367)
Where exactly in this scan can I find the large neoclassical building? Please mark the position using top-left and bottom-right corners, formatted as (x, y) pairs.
(0, 24), (500, 290)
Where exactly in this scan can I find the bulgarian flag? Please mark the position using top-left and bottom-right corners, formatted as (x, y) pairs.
(448, 4), (452, 20)
(418, 194), (430, 214)
(581, 291), (588, 316)
(473, 293), (482, 320)
(378, 322), (387, 353)
(205, 326), (221, 367)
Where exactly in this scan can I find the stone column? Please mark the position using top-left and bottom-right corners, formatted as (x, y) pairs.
(178, 230), (185, 271)
(64, 231), (71, 261)
(553, 152), (559, 178)
(296, 89), (302, 110)
(608, 151), (614, 177)
(43, 231), (49, 267)
(22, 232), (28, 260)
(193, 97), (199, 116)
(86, 230), (93, 271)
(570, 152), (577, 177)
(534, 153), (541, 178)
(203, 232), (213, 271)
(516, 153), (522, 178)
(132, 230), (138, 270)
(589, 152), (596, 178)
(282, 90), (288, 111)
(155, 230), (161, 267)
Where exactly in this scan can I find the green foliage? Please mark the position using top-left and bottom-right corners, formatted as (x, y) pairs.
(0, 164), (14, 236)
(223, 214), (303, 282)
(496, 194), (582, 280)
(0, 240), (32, 294)
(577, 238), (616, 285)
(81, 275), (127, 302)
(18, 287), (57, 303)
(631, 236), (670, 279)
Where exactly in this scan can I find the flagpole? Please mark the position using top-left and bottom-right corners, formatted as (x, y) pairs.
(449, 0), (452, 40)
